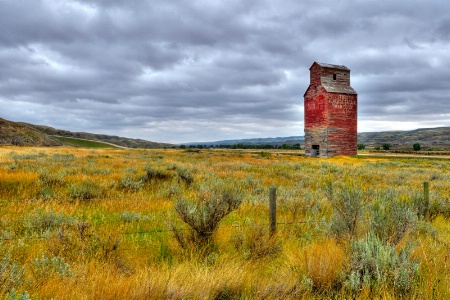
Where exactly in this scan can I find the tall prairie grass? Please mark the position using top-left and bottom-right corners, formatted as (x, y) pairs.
(0, 146), (449, 298)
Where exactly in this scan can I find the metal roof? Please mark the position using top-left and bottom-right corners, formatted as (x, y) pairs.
(322, 83), (357, 94)
(312, 62), (350, 71)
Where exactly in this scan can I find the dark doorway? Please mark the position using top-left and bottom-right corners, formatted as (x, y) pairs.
(311, 145), (320, 157)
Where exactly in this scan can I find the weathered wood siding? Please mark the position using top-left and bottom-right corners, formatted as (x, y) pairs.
(326, 93), (357, 156)
(304, 85), (328, 157)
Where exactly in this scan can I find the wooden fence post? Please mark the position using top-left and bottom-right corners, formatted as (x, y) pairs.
(269, 186), (276, 236)
(423, 181), (429, 219)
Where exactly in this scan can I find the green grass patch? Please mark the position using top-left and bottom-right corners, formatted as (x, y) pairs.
(53, 136), (119, 149)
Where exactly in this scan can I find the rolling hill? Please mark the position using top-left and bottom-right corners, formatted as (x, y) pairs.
(357, 127), (450, 149)
(24, 123), (173, 149)
(0, 118), (62, 146)
(0, 118), (172, 148)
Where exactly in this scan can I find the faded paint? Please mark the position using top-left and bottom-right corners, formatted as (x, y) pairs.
(304, 62), (358, 157)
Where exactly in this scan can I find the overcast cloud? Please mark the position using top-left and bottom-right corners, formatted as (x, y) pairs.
(0, 0), (449, 143)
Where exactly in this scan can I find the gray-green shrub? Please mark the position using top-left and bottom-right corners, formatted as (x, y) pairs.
(24, 210), (74, 234)
(145, 166), (172, 181)
(120, 211), (149, 223)
(38, 169), (66, 187)
(33, 255), (72, 278)
(120, 176), (144, 191)
(68, 179), (100, 200)
(176, 167), (194, 185)
(0, 252), (25, 294)
(5, 289), (30, 300)
(370, 192), (418, 245)
(344, 234), (419, 294)
(325, 180), (370, 240)
(174, 180), (243, 249)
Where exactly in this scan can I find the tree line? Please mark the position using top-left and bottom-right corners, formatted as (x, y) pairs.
(179, 143), (302, 150)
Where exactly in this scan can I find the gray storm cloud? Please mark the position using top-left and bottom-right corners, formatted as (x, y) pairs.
(0, 0), (449, 143)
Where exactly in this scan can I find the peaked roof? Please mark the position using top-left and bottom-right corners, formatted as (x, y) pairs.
(311, 62), (350, 71)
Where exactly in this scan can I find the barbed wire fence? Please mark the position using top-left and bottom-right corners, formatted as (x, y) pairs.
(1, 181), (447, 251)
(0, 191), (322, 248)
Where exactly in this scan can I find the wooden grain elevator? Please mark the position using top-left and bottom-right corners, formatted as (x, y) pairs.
(304, 62), (358, 157)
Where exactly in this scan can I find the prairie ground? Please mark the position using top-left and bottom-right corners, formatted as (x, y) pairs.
(0, 146), (449, 299)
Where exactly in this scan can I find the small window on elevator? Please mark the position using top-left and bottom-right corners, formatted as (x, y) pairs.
(333, 74), (337, 80)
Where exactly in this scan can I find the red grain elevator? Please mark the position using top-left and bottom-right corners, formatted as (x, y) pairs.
(304, 62), (357, 157)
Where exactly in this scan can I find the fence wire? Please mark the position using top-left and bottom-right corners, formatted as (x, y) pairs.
(0, 220), (315, 242)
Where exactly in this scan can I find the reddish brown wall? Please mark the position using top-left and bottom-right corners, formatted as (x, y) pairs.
(326, 93), (357, 156)
(309, 63), (322, 86)
(304, 85), (328, 157)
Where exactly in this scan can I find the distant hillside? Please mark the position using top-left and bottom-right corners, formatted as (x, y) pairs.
(0, 118), (62, 146)
(2, 116), (449, 150)
(185, 136), (305, 147)
(186, 127), (450, 150)
(24, 123), (173, 149)
(358, 127), (450, 149)
(0, 117), (172, 148)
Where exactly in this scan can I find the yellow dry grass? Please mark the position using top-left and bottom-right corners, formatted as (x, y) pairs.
(0, 146), (449, 299)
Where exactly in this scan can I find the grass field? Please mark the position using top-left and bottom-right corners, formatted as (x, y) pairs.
(0, 146), (449, 299)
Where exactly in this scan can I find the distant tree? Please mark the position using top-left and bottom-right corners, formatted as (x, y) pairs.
(357, 143), (365, 150)
(179, 145), (186, 149)
(382, 143), (391, 150)
(375, 146), (381, 150)
(413, 143), (421, 151)
(293, 143), (301, 150)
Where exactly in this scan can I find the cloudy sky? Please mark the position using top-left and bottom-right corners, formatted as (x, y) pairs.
(0, 0), (449, 143)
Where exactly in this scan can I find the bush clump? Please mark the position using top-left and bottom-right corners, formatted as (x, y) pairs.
(325, 180), (370, 240)
(145, 166), (172, 181)
(120, 176), (144, 192)
(344, 234), (419, 295)
(176, 167), (194, 185)
(0, 252), (25, 295)
(174, 180), (243, 251)
(68, 179), (100, 200)
(370, 193), (418, 245)
(232, 225), (281, 260)
(24, 210), (74, 234)
(48, 221), (122, 263)
(38, 169), (66, 187)
(33, 255), (72, 278)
